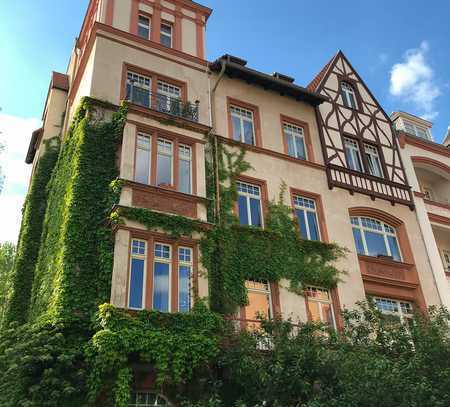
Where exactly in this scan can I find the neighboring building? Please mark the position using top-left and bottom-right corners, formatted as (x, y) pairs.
(393, 111), (450, 302)
(18, 0), (450, 403)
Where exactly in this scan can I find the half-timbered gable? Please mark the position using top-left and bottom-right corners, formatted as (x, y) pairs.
(309, 51), (414, 207)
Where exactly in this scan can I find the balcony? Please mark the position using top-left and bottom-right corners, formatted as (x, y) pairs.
(125, 85), (200, 123)
(328, 164), (413, 206)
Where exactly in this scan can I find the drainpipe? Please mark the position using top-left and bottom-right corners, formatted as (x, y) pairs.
(208, 59), (226, 224)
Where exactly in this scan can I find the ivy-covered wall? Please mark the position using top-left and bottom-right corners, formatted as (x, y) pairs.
(1, 96), (346, 405)
(5, 138), (60, 325)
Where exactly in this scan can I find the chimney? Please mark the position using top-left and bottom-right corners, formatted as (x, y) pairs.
(443, 126), (450, 148)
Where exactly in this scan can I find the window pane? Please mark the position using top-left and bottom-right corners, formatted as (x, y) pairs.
(231, 115), (241, 141)
(296, 208), (308, 239)
(388, 236), (401, 262)
(153, 262), (170, 312)
(285, 133), (296, 157)
(129, 258), (145, 309)
(179, 159), (191, 194)
(365, 231), (388, 257)
(307, 211), (320, 241)
(250, 197), (262, 227)
(321, 303), (335, 327)
(138, 25), (150, 39)
(307, 301), (321, 322)
(179, 265), (190, 313)
(243, 119), (254, 145)
(352, 227), (365, 255)
(238, 195), (249, 225)
(135, 137), (151, 184)
(157, 153), (172, 186)
(245, 291), (271, 320)
(131, 86), (150, 107)
(295, 136), (306, 159)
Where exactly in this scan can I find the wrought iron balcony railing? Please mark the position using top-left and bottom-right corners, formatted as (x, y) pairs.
(126, 85), (200, 122)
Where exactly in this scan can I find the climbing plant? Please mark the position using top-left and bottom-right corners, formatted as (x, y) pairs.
(5, 137), (60, 325)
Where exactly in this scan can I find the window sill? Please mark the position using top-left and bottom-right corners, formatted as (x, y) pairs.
(357, 254), (412, 268)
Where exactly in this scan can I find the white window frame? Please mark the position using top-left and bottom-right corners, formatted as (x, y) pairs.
(305, 286), (336, 329)
(178, 246), (193, 312)
(283, 122), (307, 160)
(442, 250), (450, 272)
(230, 105), (256, 145)
(128, 239), (147, 310)
(373, 297), (413, 323)
(160, 22), (173, 47)
(128, 391), (172, 406)
(178, 144), (192, 194)
(156, 138), (173, 186)
(153, 242), (172, 312)
(245, 279), (273, 320)
(344, 137), (363, 172)
(135, 132), (152, 184)
(351, 216), (402, 261)
(137, 14), (151, 39)
(126, 71), (152, 105)
(293, 195), (320, 241)
(364, 143), (384, 178)
(341, 81), (358, 109)
(402, 120), (430, 139)
(236, 181), (264, 227)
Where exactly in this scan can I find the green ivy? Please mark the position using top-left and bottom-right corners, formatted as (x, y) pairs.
(28, 98), (127, 324)
(86, 303), (226, 406)
(5, 137), (60, 326)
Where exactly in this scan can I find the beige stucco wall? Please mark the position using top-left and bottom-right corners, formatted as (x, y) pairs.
(212, 75), (324, 166)
(112, 0), (132, 32)
(87, 34), (209, 124)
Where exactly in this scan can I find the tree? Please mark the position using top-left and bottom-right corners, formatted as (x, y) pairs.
(0, 242), (15, 324)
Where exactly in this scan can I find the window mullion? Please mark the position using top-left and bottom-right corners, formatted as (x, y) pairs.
(304, 209), (311, 240)
(246, 195), (252, 226)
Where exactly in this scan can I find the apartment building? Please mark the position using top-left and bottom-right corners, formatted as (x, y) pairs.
(392, 112), (450, 301)
(23, 0), (449, 402)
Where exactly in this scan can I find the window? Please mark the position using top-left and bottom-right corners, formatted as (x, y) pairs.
(135, 133), (151, 184)
(364, 144), (383, 178)
(373, 297), (413, 324)
(178, 247), (192, 312)
(128, 239), (147, 310)
(137, 14), (151, 40)
(156, 138), (173, 187)
(237, 181), (263, 227)
(442, 250), (450, 272)
(293, 196), (320, 241)
(178, 144), (192, 194)
(344, 137), (363, 172)
(283, 122), (307, 160)
(129, 391), (171, 406)
(341, 81), (358, 109)
(153, 243), (171, 312)
(157, 80), (181, 113)
(403, 120), (430, 139)
(230, 105), (255, 145)
(126, 72), (151, 107)
(160, 23), (173, 47)
(244, 280), (272, 321)
(351, 216), (402, 261)
(305, 286), (336, 328)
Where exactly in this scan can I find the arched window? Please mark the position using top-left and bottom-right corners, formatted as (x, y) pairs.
(351, 216), (401, 261)
(341, 81), (358, 109)
(129, 391), (171, 406)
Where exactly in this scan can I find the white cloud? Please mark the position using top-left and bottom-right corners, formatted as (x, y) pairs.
(389, 41), (440, 119)
(0, 114), (41, 243)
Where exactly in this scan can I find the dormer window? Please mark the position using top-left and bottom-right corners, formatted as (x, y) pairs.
(341, 81), (358, 109)
(403, 120), (430, 139)
(160, 23), (173, 48)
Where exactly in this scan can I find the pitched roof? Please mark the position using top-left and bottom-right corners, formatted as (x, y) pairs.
(306, 53), (338, 92)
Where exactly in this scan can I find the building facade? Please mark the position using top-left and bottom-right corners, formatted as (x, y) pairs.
(23, 0), (450, 403)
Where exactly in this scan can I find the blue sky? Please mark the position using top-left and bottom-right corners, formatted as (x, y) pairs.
(0, 0), (449, 241)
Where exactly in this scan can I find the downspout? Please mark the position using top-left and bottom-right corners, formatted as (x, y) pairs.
(208, 59), (226, 224)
